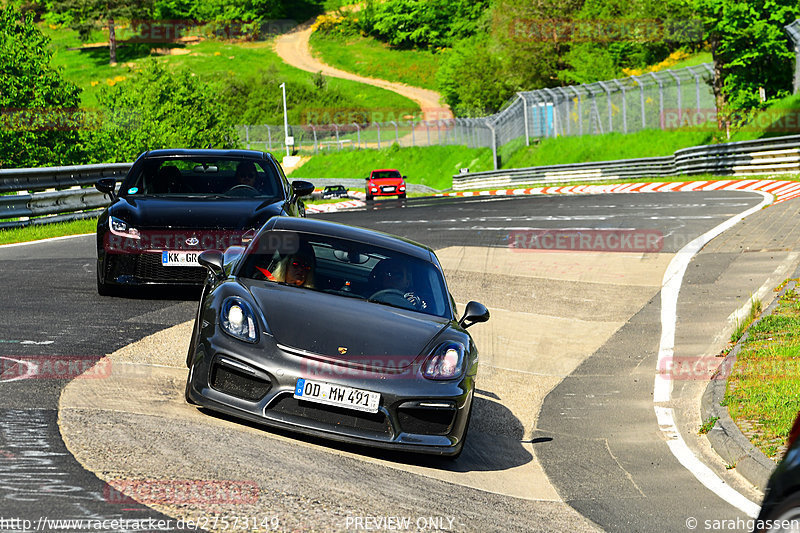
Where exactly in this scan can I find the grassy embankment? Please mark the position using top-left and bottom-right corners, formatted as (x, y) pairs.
(724, 283), (800, 460)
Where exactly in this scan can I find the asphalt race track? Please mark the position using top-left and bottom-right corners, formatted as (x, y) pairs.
(1, 190), (795, 532)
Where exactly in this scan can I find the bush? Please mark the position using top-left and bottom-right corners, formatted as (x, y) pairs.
(82, 59), (238, 162)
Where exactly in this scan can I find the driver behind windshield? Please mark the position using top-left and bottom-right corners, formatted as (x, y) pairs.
(370, 259), (427, 310)
(234, 161), (258, 189)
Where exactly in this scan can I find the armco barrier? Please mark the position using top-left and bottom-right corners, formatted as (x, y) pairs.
(0, 163), (130, 228)
(453, 135), (800, 190)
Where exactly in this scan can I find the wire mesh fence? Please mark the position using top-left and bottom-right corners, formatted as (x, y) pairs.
(787, 20), (800, 95)
(238, 63), (717, 168)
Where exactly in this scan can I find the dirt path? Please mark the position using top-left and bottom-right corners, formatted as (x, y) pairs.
(274, 21), (452, 121)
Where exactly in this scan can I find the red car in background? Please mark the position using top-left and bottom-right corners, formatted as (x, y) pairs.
(366, 169), (407, 201)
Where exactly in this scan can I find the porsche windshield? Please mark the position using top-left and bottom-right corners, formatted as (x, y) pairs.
(238, 231), (451, 318)
(122, 158), (283, 198)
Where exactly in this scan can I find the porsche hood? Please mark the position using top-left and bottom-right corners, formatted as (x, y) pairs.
(248, 283), (449, 368)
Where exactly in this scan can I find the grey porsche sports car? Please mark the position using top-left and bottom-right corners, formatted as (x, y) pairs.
(185, 217), (489, 457)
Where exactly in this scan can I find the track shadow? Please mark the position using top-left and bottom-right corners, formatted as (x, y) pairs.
(193, 393), (535, 473)
(75, 42), (183, 67)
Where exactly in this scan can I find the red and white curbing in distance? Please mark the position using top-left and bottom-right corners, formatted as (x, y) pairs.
(436, 179), (800, 205)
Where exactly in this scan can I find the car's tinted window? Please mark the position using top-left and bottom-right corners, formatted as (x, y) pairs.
(371, 171), (401, 179)
(238, 230), (451, 318)
(122, 158), (283, 198)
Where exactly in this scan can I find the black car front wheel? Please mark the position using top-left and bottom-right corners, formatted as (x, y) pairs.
(96, 267), (119, 297)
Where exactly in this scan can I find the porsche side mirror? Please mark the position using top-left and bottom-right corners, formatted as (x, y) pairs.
(96, 178), (117, 201)
(459, 301), (490, 329)
(198, 249), (224, 278)
(290, 180), (315, 201)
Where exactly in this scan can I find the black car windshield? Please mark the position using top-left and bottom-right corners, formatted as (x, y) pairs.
(238, 230), (451, 318)
(122, 158), (283, 198)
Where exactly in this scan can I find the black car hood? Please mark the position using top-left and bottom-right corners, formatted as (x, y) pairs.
(110, 197), (284, 229)
(247, 282), (449, 367)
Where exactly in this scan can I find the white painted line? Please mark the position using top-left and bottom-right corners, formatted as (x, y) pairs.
(653, 190), (772, 516)
(655, 407), (761, 517)
(0, 233), (93, 249)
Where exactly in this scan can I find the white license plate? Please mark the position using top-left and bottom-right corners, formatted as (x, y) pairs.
(161, 251), (201, 266)
(382, 186), (396, 192)
(294, 379), (380, 413)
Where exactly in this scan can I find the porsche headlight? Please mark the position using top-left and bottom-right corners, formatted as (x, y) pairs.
(220, 297), (259, 343)
(423, 341), (465, 380)
(109, 216), (140, 239)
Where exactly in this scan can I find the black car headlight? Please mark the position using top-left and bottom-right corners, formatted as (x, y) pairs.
(109, 216), (140, 239)
(220, 297), (259, 343)
(422, 341), (465, 380)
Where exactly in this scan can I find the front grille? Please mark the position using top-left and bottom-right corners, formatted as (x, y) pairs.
(210, 360), (272, 401)
(398, 406), (455, 436)
(267, 395), (392, 438)
(134, 253), (207, 283)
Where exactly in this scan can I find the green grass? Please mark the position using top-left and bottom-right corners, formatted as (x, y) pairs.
(41, 24), (419, 117)
(730, 296), (764, 344)
(309, 31), (441, 91)
(0, 218), (96, 245)
(292, 144), (493, 190)
(500, 129), (715, 169)
(725, 282), (800, 459)
(667, 51), (713, 71)
(730, 92), (800, 142)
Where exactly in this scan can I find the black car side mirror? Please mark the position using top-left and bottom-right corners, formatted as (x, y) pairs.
(290, 180), (315, 201)
(459, 301), (490, 329)
(198, 250), (224, 279)
(96, 178), (117, 201)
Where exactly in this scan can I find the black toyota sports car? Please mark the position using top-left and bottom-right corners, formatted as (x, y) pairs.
(185, 217), (489, 457)
(95, 149), (314, 295)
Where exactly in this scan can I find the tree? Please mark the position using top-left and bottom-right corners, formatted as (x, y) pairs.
(55, 0), (154, 65)
(694, 0), (799, 130)
(0, 6), (84, 167)
(82, 59), (238, 162)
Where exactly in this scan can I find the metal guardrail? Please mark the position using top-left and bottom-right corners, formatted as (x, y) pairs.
(452, 135), (800, 190)
(0, 163), (130, 229)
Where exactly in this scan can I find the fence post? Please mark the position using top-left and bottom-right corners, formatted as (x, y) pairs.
(488, 122), (498, 170)
(426, 122), (431, 146)
(245, 125), (250, 149)
(391, 121), (399, 144)
(266, 125), (272, 150)
(353, 122), (360, 149)
(519, 93), (530, 146)
(569, 86), (583, 136)
(666, 69), (682, 128)
(611, 80), (627, 134)
(598, 81), (613, 133)
(411, 120), (416, 146)
(376, 123), (381, 149)
(650, 72), (665, 129)
(311, 125), (317, 154)
(632, 75), (646, 129)
(334, 124), (340, 151)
